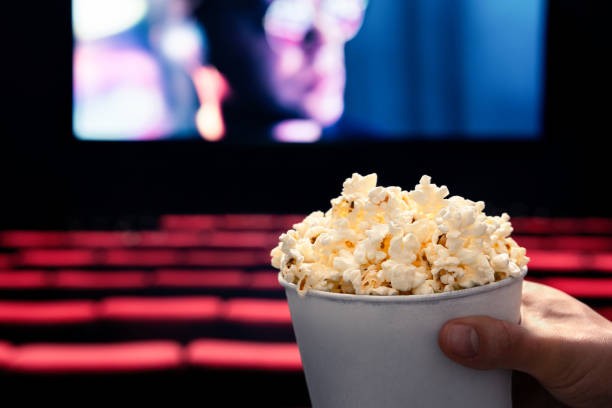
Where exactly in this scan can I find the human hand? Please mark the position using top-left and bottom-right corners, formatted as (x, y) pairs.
(438, 280), (612, 407)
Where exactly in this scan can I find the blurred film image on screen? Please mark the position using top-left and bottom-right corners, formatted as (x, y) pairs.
(73, 0), (546, 142)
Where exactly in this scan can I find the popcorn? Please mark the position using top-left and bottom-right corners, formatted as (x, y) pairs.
(272, 173), (529, 296)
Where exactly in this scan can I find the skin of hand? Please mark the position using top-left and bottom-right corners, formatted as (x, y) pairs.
(438, 280), (612, 408)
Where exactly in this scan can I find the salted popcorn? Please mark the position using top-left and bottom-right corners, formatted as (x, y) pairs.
(271, 173), (529, 296)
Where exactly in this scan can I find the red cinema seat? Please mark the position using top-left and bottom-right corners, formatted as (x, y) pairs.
(185, 250), (264, 267)
(99, 296), (222, 321)
(595, 307), (612, 321)
(19, 249), (96, 267)
(223, 214), (285, 230)
(282, 215), (305, 230)
(154, 269), (247, 289)
(0, 300), (96, 325)
(538, 278), (612, 298)
(515, 236), (612, 252)
(0, 254), (12, 268)
(7, 341), (182, 373)
(0, 231), (67, 247)
(549, 218), (585, 234)
(249, 270), (282, 290)
(137, 231), (203, 247)
(512, 236), (545, 251)
(223, 299), (291, 325)
(0, 341), (13, 368)
(0, 270), (48, 289)
(593, 254), (612, 272)
(160, 215), (217, 230)
(512, 217), (612, 235)
(205, 231), (274, 248)
(54, 270), (148, 289)
(551, 237), (612, 252)
(526, 250), (585, 272)
(104, 250), (180, 266)
(582, 218), (612, 234)
(67, 231), (131, 247)
(187, 339), (302, 371)
(511, 217), (551, 234)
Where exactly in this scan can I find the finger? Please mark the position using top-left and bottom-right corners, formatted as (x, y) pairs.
(438, 316), (557, 380)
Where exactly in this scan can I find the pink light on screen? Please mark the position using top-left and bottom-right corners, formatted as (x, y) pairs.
(73, 44), (170, 140)
(192, 66), (230, 142)
(273, 119), (322, 142)
(74, 46), (160, 98)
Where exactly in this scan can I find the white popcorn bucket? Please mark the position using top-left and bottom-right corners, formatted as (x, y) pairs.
(280, 269), (527, 408)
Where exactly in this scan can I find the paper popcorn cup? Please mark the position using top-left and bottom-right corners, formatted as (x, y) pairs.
(280, 269), (527, 408)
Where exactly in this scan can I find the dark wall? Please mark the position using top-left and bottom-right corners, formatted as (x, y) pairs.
(1, 1), (609, 229)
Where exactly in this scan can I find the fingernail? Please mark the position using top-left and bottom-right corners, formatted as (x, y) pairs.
(446, 324), (479, 358)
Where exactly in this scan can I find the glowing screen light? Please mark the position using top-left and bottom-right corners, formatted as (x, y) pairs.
(73, 46), (168, 140)
(74, 86), (167, 140)
(272, 120), (322, 143)
(159, 23), (204, 66)
(264, 0), (317, 43)
(71, 0), (547, 142)
(192, 66), (229, 142)
(73, 0), (148, 41)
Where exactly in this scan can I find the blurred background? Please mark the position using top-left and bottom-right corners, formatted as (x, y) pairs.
(1, 0), (610, 405)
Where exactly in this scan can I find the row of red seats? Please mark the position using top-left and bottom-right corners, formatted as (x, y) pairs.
(0, 296), (290, 325)
(513, 236), (612, 252)
(1, 290), (611, 326)
(159, 215), (612, 235)
(3, 306), (612, 374)
(0, 254), (10, 269)
(2, 249), (612, 271)
(3, 215), (609, 251)
(0, 269), (278, 290)
(510, 217), (612, 235)
(0, 339), (302, 373)
(525, 250), (612, 272)
(0, 230), (278, 249)
(160, 214), (305, 231)
(2, 232), (612, 252)
(0, 249), (269, 268)
(3, 266), (612, 294)
(3, 271), (612, 295)
(526, 278), (612, 299)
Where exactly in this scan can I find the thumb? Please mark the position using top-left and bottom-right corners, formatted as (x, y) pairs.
(438, 316), (557, 382)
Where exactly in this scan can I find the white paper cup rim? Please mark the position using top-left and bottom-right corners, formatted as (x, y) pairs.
(279, 268), (528, 304)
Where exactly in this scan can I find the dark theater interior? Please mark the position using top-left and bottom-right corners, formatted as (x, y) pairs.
(1, 0), (610, 406)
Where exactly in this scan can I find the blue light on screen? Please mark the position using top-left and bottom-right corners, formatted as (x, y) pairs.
(344, 0), (547, 138)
